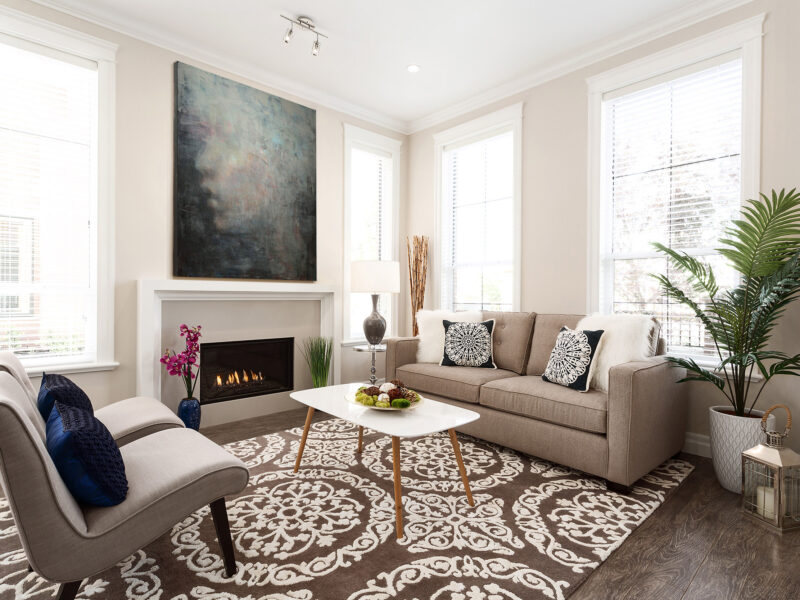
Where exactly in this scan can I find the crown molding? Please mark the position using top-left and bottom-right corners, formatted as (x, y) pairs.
(27, 0), (411, 134)
(0, 4), (117, 60)
(407, 0), (755, 133)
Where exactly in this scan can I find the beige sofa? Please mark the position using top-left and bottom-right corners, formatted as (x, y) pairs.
(386, 312), (688, 491)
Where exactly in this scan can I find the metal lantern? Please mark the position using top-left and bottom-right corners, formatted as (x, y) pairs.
(742, 404), (800, 532)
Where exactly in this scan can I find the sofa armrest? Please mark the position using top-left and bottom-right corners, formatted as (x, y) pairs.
(385, 337), (420, 380)
(606, 358), (687, 487)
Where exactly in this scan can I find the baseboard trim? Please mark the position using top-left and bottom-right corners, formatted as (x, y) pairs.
(683, 432), (711, 458)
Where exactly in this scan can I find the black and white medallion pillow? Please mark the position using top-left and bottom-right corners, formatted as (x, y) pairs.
(440, 319), (497, 369)
(542, 326), (604, 392)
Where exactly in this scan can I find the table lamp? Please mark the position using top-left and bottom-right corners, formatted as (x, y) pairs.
(351, 260), (400, 345)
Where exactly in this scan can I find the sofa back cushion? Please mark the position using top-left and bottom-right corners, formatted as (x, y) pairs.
(526, 314), (585, 376)
(482, 311), (536, 375)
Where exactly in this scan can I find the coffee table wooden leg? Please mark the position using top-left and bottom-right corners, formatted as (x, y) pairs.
(294, 407), (315, 473)
(357, 426), (364, 453)
(391, 436), (403, 538)
(448, 428), (474, 506)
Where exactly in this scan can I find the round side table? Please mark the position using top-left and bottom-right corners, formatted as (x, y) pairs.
(351, 344), (386, 386)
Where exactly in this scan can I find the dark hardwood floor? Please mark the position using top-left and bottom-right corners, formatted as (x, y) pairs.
(202, 409), (800, 600)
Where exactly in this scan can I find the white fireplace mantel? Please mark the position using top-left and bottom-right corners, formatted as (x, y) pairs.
(136, 279), (340, 399)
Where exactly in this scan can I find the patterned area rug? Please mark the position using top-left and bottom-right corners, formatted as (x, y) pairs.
(0, 418), (693, 599)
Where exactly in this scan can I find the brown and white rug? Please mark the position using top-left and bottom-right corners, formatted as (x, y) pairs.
(0, 418), (693, 600)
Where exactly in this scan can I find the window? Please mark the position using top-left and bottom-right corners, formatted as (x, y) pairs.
(343, 125), (401, 342)
(0, 9), (117, 371)
(435, 104), (522, 312)
(588, 17), (762, 361)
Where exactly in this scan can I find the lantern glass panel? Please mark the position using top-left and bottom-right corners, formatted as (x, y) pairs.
(784, 466), (800, 525)
(742, 458), (778, 525)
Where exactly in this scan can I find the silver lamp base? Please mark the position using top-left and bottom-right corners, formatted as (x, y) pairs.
(363, 294), (386, 346)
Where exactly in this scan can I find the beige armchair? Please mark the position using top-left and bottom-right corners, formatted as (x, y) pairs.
(0, 368), (249, 600)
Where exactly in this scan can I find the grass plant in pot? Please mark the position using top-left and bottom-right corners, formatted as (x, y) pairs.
(301, 336), (333, 388)
(653, 189), (800, 493)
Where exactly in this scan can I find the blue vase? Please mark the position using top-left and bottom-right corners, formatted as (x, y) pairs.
(178, 397), (201, 430)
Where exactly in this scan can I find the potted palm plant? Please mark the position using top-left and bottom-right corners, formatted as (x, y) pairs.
(653, 189), (800, 492)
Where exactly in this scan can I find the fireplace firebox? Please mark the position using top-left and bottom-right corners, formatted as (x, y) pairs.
(200, 338), (293, 404)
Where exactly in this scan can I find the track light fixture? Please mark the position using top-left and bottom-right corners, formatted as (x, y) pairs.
(280, 15), (327, 56)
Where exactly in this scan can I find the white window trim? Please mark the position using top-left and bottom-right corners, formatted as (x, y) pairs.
(0, 6), (118, 375)
(585, 14), (763, 366)
(432, 102), (523, 312)
(342, 123), (402, 346)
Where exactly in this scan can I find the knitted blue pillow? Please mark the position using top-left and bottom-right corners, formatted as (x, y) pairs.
(38, 373), (94, 421)
(46, 402), (128, 507)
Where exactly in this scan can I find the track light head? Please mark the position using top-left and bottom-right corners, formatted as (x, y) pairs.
(280, 14), (327, 55)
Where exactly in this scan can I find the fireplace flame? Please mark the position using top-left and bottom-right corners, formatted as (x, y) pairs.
(215, 369), (264, 387)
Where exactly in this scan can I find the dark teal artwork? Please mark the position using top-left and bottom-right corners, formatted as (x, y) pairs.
(173, 62), (316, 280)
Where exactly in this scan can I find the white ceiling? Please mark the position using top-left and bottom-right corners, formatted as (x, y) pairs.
(31, 0), (750, 132)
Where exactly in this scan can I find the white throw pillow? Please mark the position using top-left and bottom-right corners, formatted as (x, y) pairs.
(416, 309), (483, 363)
(576, 314), (660, 391)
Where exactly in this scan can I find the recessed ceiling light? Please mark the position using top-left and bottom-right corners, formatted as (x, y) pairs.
(407, 64), (420, 73)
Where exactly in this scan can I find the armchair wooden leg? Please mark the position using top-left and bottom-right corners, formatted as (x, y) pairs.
(210, 498), (237, 577)
(56, 580), (82, 600)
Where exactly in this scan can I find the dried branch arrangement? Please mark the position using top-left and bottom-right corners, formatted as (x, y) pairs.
(407, 235), (429, 336)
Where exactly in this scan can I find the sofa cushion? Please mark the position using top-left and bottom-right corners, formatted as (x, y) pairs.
(441, 319), (497, 368)
(480, 376), (608, 434)
(416, 309), (483, 363)
(396, 363), (517, 404)
(542, 327), (605, 392)
(526, 314), (584, 376)
(482, 311), (536, 374)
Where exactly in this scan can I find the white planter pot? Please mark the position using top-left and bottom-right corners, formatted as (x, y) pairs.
(709, 406), (775, 493)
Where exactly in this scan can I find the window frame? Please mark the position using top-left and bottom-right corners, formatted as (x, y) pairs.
(586, 15), (763, 365)
(0, 6), (118, 375)
(433, 103), (523, 312)
(342, 123), (402, 346)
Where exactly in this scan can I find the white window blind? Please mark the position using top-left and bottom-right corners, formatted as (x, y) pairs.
(347, 146), (394, 340)
(602, 56), (743, 358)
(0, 39), (99, 365)
(441, 130), (514, 311)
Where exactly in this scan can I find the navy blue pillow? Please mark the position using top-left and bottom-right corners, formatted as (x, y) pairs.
(46, 402), (128, 507)
(38, 373), (93, 421)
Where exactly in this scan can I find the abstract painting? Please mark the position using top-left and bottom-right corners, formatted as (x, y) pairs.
(173, 62), (316, 280)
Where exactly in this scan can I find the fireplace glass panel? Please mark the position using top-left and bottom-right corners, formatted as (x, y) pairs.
(200, 337), (293, 404)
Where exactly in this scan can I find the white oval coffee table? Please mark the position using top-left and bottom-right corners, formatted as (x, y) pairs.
(290, 382), (480, 538)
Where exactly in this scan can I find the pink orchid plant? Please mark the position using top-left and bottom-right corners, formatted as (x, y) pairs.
(160, 324), (202, 399)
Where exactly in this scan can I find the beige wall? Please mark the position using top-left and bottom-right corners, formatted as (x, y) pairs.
(405, 0), (800, 450)
(2, 0), (395, 419)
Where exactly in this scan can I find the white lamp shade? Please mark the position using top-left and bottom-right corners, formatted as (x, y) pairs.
(351, 260), (400, 293)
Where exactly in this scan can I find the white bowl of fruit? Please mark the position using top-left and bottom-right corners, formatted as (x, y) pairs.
(352, 380), (422, 410)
